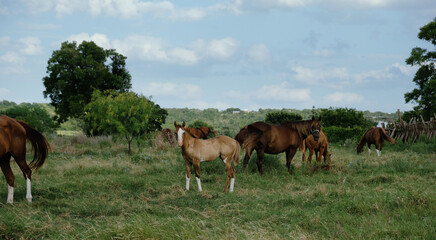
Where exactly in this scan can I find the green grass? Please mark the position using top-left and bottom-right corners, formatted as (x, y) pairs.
(0, 135), (435, 239)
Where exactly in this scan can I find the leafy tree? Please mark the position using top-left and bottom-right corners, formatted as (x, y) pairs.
(320, 108), (374, 128)
(405, 17), (436, 120)
(85, 90), (163, 153)
(0, 103), (58, 133)
(43, 41), (132, 123)
(265, 110), (302, 124)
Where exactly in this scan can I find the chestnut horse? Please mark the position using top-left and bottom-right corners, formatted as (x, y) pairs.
(0, 115), (49, 204)
(174, 121), (239, 192)
(183, 125), (215, 139)
(300, 130), (330, 165)
(357, 127), (395, 156)
(235, 117), (322, 175)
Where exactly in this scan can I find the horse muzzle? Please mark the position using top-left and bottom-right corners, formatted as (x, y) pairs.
(312, 130), (320, 141)
(178, 140), (183, 147)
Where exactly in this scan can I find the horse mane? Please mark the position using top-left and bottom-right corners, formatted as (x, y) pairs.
(281, 120), (313, 139)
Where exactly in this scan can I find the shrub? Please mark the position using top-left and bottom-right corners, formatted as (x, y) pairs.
(323, 126), (366, 143)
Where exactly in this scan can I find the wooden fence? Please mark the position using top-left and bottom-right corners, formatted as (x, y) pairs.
(386, 110), (436, 143)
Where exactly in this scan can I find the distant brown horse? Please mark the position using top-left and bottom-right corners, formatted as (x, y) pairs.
(162, 128), (175, 145)
(235, 117), (322, 175)
(300, 130), (330, 165)
(0, 115), (49, 204)
(357, 127), (395, 156)
(174, 121), (240, 192)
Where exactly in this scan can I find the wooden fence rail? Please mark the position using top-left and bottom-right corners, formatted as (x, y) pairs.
(386, 110), (436, 143)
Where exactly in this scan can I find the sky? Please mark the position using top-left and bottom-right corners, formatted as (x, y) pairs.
(1, 0), (435, 113)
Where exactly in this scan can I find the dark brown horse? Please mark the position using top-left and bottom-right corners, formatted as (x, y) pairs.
(0, 115), (49, 204)
(174, 121), (239, 192)
(357, 127), (395, 156)
(235, 117), (322, 175)
(300, 130), (330, 165)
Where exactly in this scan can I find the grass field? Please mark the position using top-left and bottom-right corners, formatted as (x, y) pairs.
(1, 134), (435, 239)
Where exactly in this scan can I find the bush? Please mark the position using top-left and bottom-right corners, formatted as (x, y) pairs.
(323, 126), (366, 143)
(0, 103), (58, 133)
(265, 110), (303, 124)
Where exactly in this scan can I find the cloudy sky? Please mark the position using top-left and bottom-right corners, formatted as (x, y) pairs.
(1, 0), (435, 113)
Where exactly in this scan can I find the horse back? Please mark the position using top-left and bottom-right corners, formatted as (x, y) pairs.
(0, 115), (27, 154)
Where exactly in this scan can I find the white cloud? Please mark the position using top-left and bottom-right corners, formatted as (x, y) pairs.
(247, 44), (271, 62)
(192, 38), (239, 60)
(324, 92), (364, 104)
(142, 82), (202, 99)
(18, 37), (43, 55)
(0, 52), (26, 74)
(254, 82), (311, 102)
(292, 66), (349, 85)
(67, 32), (111, 49)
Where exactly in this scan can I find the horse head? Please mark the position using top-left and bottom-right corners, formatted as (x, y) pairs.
(310, 116), (322, 141)
(174, 121), (186, 146)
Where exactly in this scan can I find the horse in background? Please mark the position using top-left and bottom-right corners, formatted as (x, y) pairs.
(174, 121), (240, 193)
(300, 130), (330, 166)
(162, 128), (175, 145)
(0, 115), (49, 204)
(235, 117), (322, 175)
(357, 127), (395, 156)
(176, 122), (215, 139)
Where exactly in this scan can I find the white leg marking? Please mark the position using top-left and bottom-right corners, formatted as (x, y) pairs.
(229, 178), (235, 193)
(26, 178), (32, 202)
(7, 185), (14, 204)
(185, 175), (190, 191)
(368, 148), (371, 154)
(196, 177), (202, 192)
(376, 149), (381, 156)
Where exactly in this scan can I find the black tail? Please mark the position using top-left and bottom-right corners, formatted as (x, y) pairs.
(17, 121), (49, 170)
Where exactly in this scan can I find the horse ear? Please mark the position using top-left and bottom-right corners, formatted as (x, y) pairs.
(174, 121), (178, 128)
(182, 121), (186, 127)
(318, 116), (322, 121)
(312, 116), (315, 120)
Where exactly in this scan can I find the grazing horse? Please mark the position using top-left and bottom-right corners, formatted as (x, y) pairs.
(235, 117), (322, 175)
(174, 121), (239, 192)
(300, 130), (330, 165)
(0, 115), (49, 204)
(357, 127), (395, 156)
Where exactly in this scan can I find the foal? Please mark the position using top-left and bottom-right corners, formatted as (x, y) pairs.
(300, 130), (330, 165)
(174, 121), (240, 192)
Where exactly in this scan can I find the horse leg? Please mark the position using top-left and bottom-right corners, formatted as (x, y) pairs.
(286, 148), (297, 174)
(193, 162), (202, 192)
(308, 148), (314, 166)
(223, 158), (236, 193)
(256, 149), (264, 175)
(367, 143), (371, 154)
(1, 153), (14, 204)
(13, 154), (33, 202)
(184, 159), (192, 191)
(242, 149), (253, 171)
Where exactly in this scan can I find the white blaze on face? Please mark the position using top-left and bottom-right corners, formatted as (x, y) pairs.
(177, 128), (185, 146)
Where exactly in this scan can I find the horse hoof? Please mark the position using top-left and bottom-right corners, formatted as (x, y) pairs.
(27, 198), (32, 203)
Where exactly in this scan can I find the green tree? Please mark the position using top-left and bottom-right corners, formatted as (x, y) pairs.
(0, 103), (58, 133)
(265, 110), (302, 124)
(405, 17), (436, 120)
(320, 108), (374, 128)
(85, 90), (161, 153)
(43, 41), (132, 123)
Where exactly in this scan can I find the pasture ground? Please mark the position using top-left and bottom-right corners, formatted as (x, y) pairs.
(1, 134), (435, 239)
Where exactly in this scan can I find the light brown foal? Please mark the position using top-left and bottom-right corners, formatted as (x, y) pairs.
(174, 121), (239, 192)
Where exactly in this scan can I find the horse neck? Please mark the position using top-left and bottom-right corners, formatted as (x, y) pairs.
(283, 120), (312, 139)
(181, 130), (196, 148)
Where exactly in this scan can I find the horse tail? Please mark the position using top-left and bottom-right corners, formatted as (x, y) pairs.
(235, 125), (263, 153)
(380, 128), (395, 144)
(17, 120), (49, 170)
(233, 141), (240, 165)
